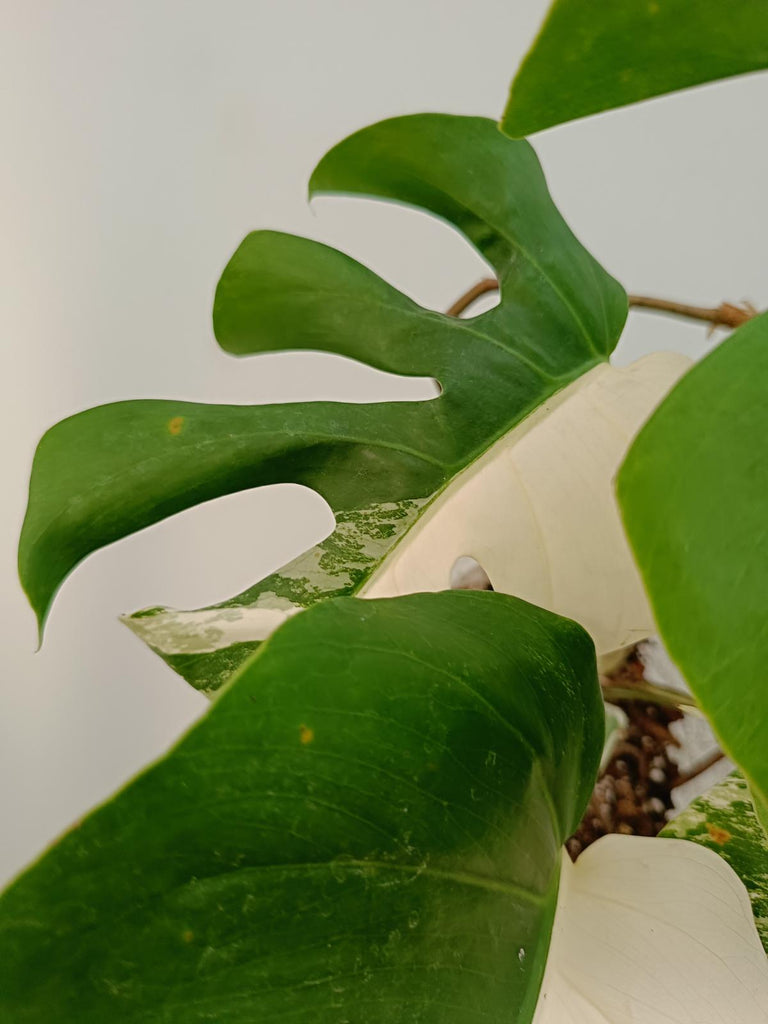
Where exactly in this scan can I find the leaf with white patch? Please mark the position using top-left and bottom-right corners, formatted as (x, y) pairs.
(535, 835), (768, 1022)
(125, 351), (688, 694)
(359, 353), (690, 652)
(6, 591), (767, 1021)
(662, 772), (768, 953)
(20, 114), (684, 695)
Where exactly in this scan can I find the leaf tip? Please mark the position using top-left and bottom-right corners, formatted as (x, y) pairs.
(18, 556), (52, 652)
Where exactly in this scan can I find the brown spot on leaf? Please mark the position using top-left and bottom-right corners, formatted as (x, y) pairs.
(706, 822), (732, 845)
(299, 724), (314, 745)
(182, 930), (194, 943)
(168, 416), (184, 435)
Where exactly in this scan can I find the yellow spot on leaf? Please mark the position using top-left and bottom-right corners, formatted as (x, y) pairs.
(648, 1), (660, 13)
(168, 416), (184, 436)
(299, 724), (314, 745)
(706, 822), (732, 845)
(182, 930), (194, 943)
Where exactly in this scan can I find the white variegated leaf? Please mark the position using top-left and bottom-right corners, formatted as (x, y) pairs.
(535, 835), (768, 1023)
(362, 352), (690, 658)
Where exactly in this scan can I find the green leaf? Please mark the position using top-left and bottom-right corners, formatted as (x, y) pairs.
(617, 312), (768, 822)
(0, 590), (603, 1023)
(502, 0), (768, 137)
(20, 114), (635, 690)
(306, 115), (623, 358)
(662, 773), (768, 953)
(20, 399), (446, 634)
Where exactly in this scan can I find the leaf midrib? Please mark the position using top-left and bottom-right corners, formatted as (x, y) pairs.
(175, 857), (550, 906)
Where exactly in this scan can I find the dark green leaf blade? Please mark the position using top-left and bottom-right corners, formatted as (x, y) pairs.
(22, 113), (627, 645)
(19, 397), (447, 634)
(0, 591), (603, 1023)
(618, 312), (768, 819)
(309, 114), (626, 364)
(502, 0), (768, 137)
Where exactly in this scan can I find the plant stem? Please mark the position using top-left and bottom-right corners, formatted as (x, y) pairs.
(445, 278), (499, 316)
(601, 680), (700, 713)
(627, 295), (758, 329)
(447, 277), (759, 329)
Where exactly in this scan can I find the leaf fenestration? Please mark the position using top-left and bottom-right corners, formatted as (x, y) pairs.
(20, 115), (628, 691)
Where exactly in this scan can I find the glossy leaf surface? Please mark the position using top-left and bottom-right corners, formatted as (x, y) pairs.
(618, 313), (768, 821)
(662, 773), (768, 953)
(0, 591), (603, 1023)
(502, 0), (768, 137)
(20, 115), (626, 685)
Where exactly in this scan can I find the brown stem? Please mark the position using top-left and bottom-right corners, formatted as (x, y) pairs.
(446, 277), (759, 329)
(672, 749), (726, 789)
(627, 295), (758, 330)
(445, 278), (499, 317)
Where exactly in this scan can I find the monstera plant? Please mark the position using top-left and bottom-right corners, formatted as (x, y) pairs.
(3, 1), (768, 1020)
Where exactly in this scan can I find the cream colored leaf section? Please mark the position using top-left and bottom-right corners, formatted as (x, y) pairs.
(536, 835), (768, 1023)
(363, 351), (691, 659)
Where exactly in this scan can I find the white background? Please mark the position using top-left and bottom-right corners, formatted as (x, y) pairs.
(1, 0), (766, 883)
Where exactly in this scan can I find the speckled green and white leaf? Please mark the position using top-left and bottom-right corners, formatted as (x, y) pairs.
(535, 835), (768, 1022)
(661, 773), (768, 953)
(125, 352), (689, 695)
(126, 499), (428, 695)
(0, 590), (603, 1024)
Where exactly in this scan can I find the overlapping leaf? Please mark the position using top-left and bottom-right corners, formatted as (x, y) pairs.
(536, 835), (768, 1021)
(662, 773), (768, 953)
(0, 591), (603, 1023)
(20, 114), (634, 693)
(124, 349), (689, 694)
(618, 312), (768, 828)
(502, 0), (768, 137)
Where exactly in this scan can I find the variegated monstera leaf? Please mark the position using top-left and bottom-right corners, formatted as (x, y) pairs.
(19, 114), (688, 694)
(4, 593), (768, 1023)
